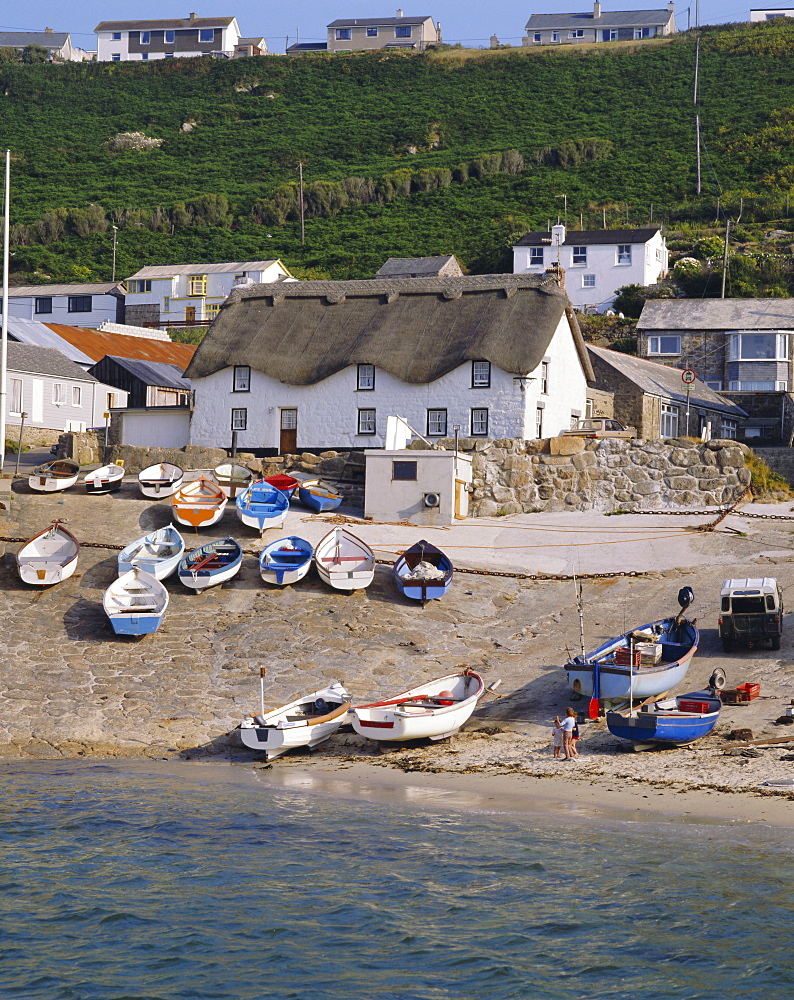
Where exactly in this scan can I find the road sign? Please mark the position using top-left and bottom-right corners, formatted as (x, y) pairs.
(682, 369), (696, 384)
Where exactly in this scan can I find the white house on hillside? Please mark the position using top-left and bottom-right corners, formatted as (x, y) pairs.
(513, 225), (668, 313)
(185, 273), (594, 453)
(523, 2), (677, 45)
(750, 8), (794, 20)
(124, 260), (294, 326)
(0, 282), (126, 327)
(94, 14), (242, 61)
(327, 13), (441, 52)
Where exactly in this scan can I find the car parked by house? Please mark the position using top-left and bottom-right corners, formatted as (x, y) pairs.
(561, 417), (637, 439)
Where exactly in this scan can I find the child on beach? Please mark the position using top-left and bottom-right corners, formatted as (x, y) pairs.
(560, 707), (579, 760)
(551, 716), (563, 758)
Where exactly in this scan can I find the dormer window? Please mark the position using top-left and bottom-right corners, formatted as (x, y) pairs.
(357, 364), (375, 390)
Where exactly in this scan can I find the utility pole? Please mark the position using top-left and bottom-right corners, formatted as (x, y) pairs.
(111, 225), (118, 281)
(721, 200), (743, 298)
(556, 193), (567, 226)
(298, 161), (305, 244)
(694, 35), (701, 196)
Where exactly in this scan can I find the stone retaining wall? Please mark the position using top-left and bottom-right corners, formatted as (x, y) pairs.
(425, 436), (752, 514)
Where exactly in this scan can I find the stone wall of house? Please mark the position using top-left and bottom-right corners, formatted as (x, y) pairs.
(428, 435), (752, 514)
(585, 387), (614, 419)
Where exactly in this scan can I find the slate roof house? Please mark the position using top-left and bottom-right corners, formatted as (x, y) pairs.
(185, 273), (594, 454)
(637, 298), (794, 444)
(327, 13), (441, 52)
(0, 282), (126, 327)
(513, 225), (668, 312)
(523, 2), (677, 46)
(375, 255), (464, 279)
(4, 342), (126, 434)
(87, 356), (192, 409)
(0, 29), (86, 61)
(587, 345), (747, 441)
(95, 14), (242, 61)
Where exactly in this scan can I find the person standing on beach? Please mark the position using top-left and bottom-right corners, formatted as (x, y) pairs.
(560, 707), (578, 760)
(551, 716), (563, 758)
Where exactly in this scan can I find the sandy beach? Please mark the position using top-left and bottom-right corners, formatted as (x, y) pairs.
(2, 475), (793, 828)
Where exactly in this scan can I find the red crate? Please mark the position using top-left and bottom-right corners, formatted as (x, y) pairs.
(736, 683), (760, 701)
(615, 648), (641, 667)
(679, 700), (711, 713)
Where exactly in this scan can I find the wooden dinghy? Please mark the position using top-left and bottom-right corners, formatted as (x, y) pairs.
(103, 568), (169, 637)
(565, 589), (699, 711)
(606, 671), (725, 750)
(315, 526), (375, 591)
(29, 459), (80, 493)
(172, 477), (228, 529)
(16, 522), (80, 586)
(351, 669), (487, 743)
(235, 480), (289, 534)
(83, 464), (124, 495)
(259, 536), (313, 586)
(297, 479), (343, 512)
(178, 536), (243, 590)
(117, 525), (185, 581)
(213, 462), (254, 499)
(239, 681), (351, 761)
(263, 473), (300, 498)
(138, 462), (184, 499)
(393, 539), (453, 602)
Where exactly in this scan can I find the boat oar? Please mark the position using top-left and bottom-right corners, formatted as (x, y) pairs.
(259, 666), (266, 718)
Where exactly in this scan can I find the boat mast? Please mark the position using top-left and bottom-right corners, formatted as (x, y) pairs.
(573, 572), (586, 659)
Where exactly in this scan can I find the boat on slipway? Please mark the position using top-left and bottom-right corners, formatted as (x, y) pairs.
(392, 539), (453, 602)
(606, 671), (725, 749)
(263, 473), (300, 499)
(350, 669), (488, 743)
(172, 477), (228, 529)
(213, 463), (254, 499)
(117, 525), (185, 581)
(83, 464), (124, 495)
(138, 462), (184, 499)
(103, 568), (169, 637)
(565, 589), (699, 710)
(29, 459), (80, 493)
(239, 680), (351, 761)
(236, 481), (289, 534)
(259, 536), (313, 586)
(297, 479), (343, 512)
(16, 522), (80, 586)
(178, 536), (243, 590)
(314, 526), (375, 591)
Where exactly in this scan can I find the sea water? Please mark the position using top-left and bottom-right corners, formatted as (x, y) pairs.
(0, 761), (791, 1000)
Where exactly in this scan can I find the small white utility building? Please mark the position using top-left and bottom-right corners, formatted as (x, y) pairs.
(513, 225), (668, 313)
(184, 272), (594, 454)
(365, 448), (473, 525)
(0, 282), (126, 327)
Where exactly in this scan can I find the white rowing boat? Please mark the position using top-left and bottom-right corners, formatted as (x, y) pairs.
(29, 459), (79, 493)
(16, 522), (80, 586)
(83, 464), (124, 494)
(239, 682), (351, 760)
(103, 568), (169, 637)
(314, 526), (375, 591)
(138, 462), (184, 498)
(117, 525), (185, 580)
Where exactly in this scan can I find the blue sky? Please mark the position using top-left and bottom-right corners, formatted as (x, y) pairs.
(1, 2), (761, 54)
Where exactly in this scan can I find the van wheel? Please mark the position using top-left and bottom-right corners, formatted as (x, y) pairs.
(722, 638), (733, 653)
(771, 637), (781, 651)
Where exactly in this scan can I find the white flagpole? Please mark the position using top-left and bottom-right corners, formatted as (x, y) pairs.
(0, 149), (9, 473)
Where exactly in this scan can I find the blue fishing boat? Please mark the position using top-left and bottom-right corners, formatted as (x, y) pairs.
(236, 481), (289, 534)
(393, 539), (453, 601)
(606, 681), (723, 749)
(178, 537), (243, 590)
(103, 569), (168, 636)
(297, 479), (343, 512)
(259, 536), (313, 586)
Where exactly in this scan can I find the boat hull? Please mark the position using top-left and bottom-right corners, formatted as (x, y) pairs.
(393, 542), (453, 601)
(297, 486), (342, 512)
(84, 466), (124, 494)
(259, 537), (313, 586)
(566, 655), (694, 703)
(351, 671), (485, 742)
(104, 569), (168, 636)
(178, 538), (243, 590)
(606, 691), (721, 747)
(16, 524), (80, 586)
(29, 473), (79, 493)
(235, 482), (289, 533)
(237, 507), (288, 532)
(138, 464), (184, 499)
(172, 502), (227, 528)
(315, 526), (375, 591)
(118, 526), (185, 581)
(239, 683), (351, 760)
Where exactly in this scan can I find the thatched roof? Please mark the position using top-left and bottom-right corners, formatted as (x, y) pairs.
(186, 274), (593, 384)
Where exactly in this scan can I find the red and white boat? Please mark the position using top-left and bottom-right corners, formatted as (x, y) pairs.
(171, 477), (228, 528)
(16, 522), (80, 586)
(350, 669), (488, 743)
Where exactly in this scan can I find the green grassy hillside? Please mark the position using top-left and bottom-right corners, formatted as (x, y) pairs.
(2, 19), (794, 284)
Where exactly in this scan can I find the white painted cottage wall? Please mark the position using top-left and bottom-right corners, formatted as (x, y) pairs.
(4, 294), (120, 328)
(5, 370), (126, 431)
(513, 232), (668, 312)
(189, 316), (588, 450)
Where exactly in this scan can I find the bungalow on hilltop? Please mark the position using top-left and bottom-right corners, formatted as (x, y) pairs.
(327, 12), (441, 52)
(185, 273), (594, 454)
(523, 2), (677, 46)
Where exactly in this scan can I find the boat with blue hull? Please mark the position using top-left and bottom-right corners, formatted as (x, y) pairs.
(259, 536), (313, 586)
(606, 679), (723, 749)
(103, 569), (168, 637)
(393, 539), (453, 601)
(565, 589), (699, 710)
(297, 479), (343, 512)
(179, 537), (243, 590)
(236, 481), (289, 534)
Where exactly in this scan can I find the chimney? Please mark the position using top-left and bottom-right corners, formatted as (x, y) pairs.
(396, 9), (404, 18)
(189, 11), (197, 20)
(594, 1), (602, 17)
(436, 20), (442, 43)
(551, 223), (566, 249)
(667, 1), (675, 9)
(44, 26), (53, 33)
